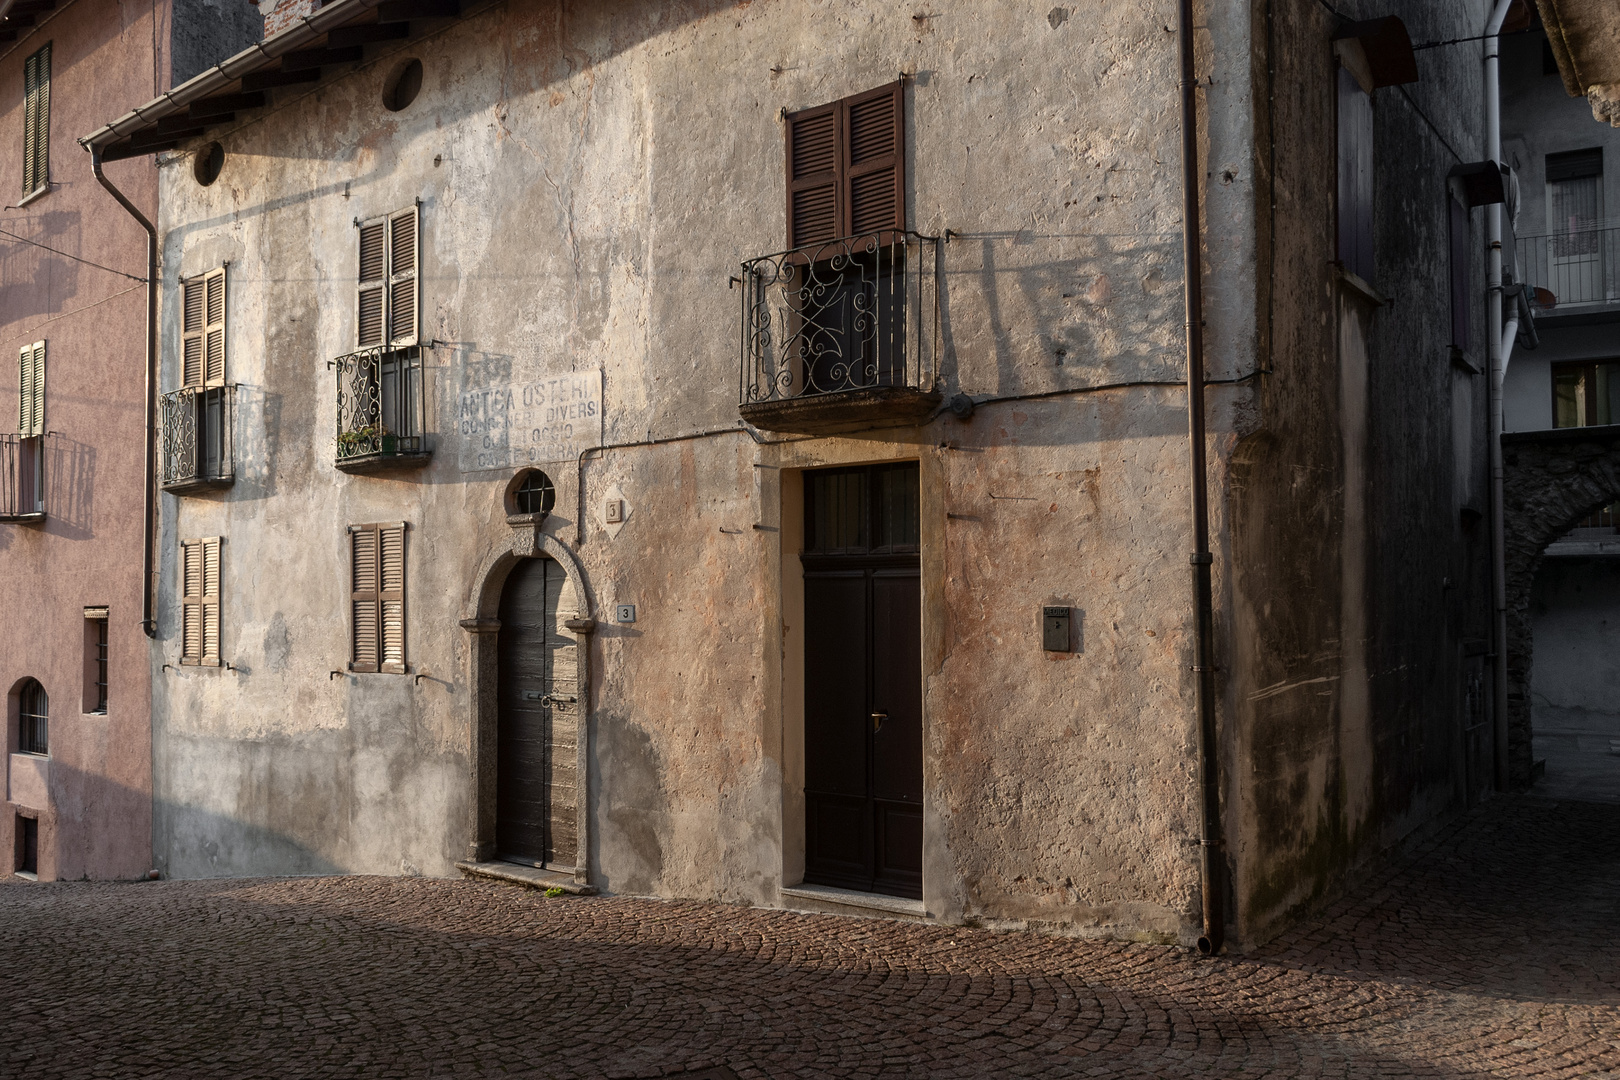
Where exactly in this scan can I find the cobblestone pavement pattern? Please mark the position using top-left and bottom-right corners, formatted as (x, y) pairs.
(1, 795), (1616, 1079)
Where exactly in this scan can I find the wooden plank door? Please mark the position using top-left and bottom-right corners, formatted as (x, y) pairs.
(496, 558), (578, 869)
(802, 463), (922, 899)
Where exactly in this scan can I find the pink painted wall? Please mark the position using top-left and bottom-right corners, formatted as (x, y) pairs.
(0, 1), (167, 881)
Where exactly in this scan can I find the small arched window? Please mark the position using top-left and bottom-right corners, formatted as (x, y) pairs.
(513, 470), (556, 516)
(18, 679), (47, 755)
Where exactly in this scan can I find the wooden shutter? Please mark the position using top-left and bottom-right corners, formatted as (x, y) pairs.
(379, 522), (406, 673)
(180, 538), (220, 666)
(205, 269), (226, 385)
(22, 44), (49, 196)
(18, 341), (44, 437)
(387, 207), (418, 347)
(181, 277), (206, 387)
(357, 220), (387, 348)
(786, 102), (839, 247)
(784, 81), (906, 248)
(1336, 66), (1374, 283)
(1448, 194), (1470, 351)
(844, 82), (904, 238)
(350, 524), (379, 672)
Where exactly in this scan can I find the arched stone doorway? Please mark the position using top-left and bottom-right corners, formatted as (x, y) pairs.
(460, 512), (596, 887)
(1500, 425), (1620, 789)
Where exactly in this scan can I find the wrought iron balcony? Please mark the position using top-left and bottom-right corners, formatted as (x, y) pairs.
(1520, 225), (1620, 312)
(159, 386), (235, 493)
(739, 231), (941, 434)
(333, 345), (429, 473)
(0, 434), (44, 522)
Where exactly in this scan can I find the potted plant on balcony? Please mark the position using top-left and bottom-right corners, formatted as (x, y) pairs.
(336, 424), (387, 459)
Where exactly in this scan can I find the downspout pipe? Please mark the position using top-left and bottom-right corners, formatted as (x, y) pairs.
(89, 145), (158, 639)
(1177, 0), (1225, 956)
(1484, 0), (1514, 791)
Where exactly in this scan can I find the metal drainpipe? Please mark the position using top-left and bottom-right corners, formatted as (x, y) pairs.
(1177, 0), (1225, 956)
(89, 145), (159, 639)
(1483, 0), (1515, 790)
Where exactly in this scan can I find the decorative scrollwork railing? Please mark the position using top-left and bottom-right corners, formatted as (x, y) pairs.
(333, 346), (424, 462)
(0, 433), (45, 520)
(739, 231), (939, 406)
(159, 386), (235, 490)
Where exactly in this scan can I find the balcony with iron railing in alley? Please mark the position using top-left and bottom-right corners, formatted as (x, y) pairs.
(160, 386), (236, 493)
(738, 230), (941, 434)
(0, 433), (45, 522)
(333, 345), (429, 473)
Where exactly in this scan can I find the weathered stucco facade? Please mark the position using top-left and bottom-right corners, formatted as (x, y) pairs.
(1, 0), (258, 882)
(110, 0), (1494, 947)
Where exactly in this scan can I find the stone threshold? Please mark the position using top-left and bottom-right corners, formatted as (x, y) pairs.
(456, 861), (597, 895)
(779, 883), (929, 921)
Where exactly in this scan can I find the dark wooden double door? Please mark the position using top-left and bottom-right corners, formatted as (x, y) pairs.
(496, 558), (578, 870)
(803, 464), (923, 899)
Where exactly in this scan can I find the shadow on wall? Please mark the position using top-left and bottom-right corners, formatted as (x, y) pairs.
(42, 435), (96, 538)
(0, 209), (83, 329)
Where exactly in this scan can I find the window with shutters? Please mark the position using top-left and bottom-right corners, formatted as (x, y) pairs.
(349, 522), (407, 674)
(21, 44), (50, 200)
(161, 269), (235, 492)
(1336, 65), (1375, 285)
(335, 206), (427, 471)
(179, 537), (222, 667)
(739, 82), (940, 430)
(2, 341), (46, 521)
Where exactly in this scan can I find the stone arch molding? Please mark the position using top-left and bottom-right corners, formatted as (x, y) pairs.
(1500, 425), (1620, 788)
(459, 514), (596, 884)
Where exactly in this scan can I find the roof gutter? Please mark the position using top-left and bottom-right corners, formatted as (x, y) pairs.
(79, 0), (383, 149)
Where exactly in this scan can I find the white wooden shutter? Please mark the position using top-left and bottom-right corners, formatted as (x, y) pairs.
(357, 221), (387, 348)
(180, 537), (222, 666)
(22, 44), (48, 196)
(181, 278), (206, 388)
(379, 522), (406, 673)
(387, 207), (418, 348)
(349, 524), (380, 672)
(18, 341), (44, 437)
(205, 269), (226, 386)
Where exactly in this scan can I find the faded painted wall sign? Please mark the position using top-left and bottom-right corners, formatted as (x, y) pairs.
(458, 368), (602, 472)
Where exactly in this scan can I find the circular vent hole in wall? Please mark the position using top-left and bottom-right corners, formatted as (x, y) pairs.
(194, 142), (224, 186)
(384, 58), (423, 112)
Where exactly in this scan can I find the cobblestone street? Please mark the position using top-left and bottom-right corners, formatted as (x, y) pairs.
(1, 794), (1615, 1079)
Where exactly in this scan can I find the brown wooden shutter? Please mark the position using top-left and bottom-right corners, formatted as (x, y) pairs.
(387, 207), (418, 347)
(845, 82), (905, 237)
(357, 221), (387, 348)
(349, 524), (379, 672)
(379, 522), (406, 673)
(18, 341), (44, 437)
(205, 269), (226, 385)
(785, 102), (840, 247)
(785, 82), (906, 248)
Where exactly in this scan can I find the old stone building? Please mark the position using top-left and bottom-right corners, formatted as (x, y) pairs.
(75, 0), (1501, 948)
(0, 0), (258, 882)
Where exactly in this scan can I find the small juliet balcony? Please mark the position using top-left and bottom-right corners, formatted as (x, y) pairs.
(0, 434), (45, 522)
(160, 386), (235, 493)
(333, 345), (430, 474)
(738, 231), (941, 434)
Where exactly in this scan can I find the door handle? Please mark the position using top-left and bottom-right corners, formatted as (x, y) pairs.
(543, 694), (577, 707)
(871, 711), (888, 733)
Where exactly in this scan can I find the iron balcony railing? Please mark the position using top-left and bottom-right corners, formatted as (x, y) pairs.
(333, 345), (426, 466)
(739, 231), (940, 407)
(159, 386), (235, 491)
(1520, 224), (1620, 310)
(0, 433), (44, 521)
